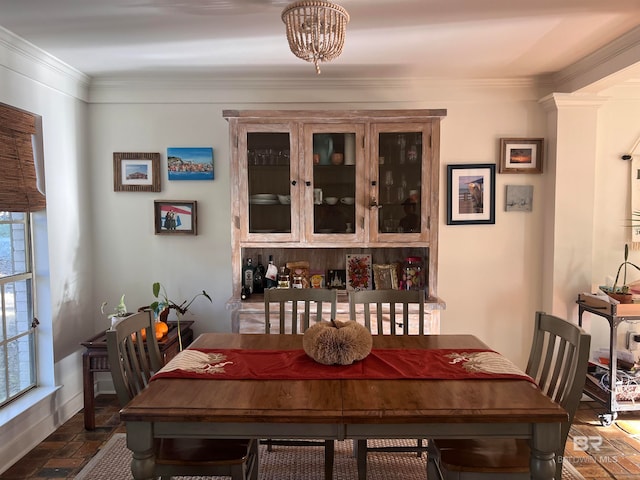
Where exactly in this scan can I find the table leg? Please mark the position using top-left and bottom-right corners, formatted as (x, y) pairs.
(530, 422), (561, 480)
(82, 354), (95, 430)
(127, 422), (156, 480)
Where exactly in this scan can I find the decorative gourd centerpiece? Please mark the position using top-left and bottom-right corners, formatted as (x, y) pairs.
(600, 244), (640, 304)
(303, 319), (372, 365)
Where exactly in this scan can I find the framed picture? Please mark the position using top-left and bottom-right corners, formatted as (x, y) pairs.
(167, 147), (214, 180)
(372, 263), (400, 290)
(499, 138), (544, 174)
(505, 185), (533, 212)
(447, 164), (496, 225)
(346, 254), (373, 291)
(326, 269), (346, 289)
(113, 152), (161, 192)
(154, 200), (197, 235)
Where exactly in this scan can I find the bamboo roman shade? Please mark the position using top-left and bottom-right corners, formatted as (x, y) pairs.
(0, 104), (46, 211)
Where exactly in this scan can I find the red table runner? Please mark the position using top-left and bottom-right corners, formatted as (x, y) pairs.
(151, 348), (535, 383)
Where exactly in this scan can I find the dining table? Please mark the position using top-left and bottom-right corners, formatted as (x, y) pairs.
(119, 332), (567, 480)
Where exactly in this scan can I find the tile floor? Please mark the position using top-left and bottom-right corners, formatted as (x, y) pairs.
(1, 395), (640, 479)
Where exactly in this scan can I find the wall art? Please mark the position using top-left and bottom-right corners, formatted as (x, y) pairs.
(447, 163), (496, 225)
(505, 185), (533, 212)
(499, 138), (544, 174)
(113, 152), (160, 192)
(154, 200), (197, 235)
(167, 147), (214, 180)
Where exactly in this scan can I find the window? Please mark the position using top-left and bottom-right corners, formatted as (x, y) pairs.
(0, 211), (37, 406)
(0, 103), (46, 409)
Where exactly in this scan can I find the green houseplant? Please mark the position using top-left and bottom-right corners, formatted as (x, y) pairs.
(150, 282), (212, 350)
(600, 244), (640, 303)
(101, 294), (130, 328)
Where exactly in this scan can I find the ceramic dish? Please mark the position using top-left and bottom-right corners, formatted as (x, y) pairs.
(340, 197), (355, 205)
(324, 197), (339, 205)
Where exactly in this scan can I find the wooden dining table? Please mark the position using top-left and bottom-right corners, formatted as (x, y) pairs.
(119, 333), (567, 480)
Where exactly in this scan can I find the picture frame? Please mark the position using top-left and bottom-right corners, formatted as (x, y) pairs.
(326, 269), (346, 290)
(447, 164), (496, 225)
(154, 200), (197, 235)
(499, 138), (544, 174)
(346, 254), (373, 291)
(113, 152), (161, 192)
(372, 263), (400, 290)
(505, 185), (533, 212)
(167, 147), (214, 181)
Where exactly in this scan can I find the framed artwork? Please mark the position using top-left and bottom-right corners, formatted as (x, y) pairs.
(113, 152), (161, 192)
(447, 164), (496, 225)
(346, 254), (373, 291)
(326, 269), (346, 290)
(372, 263), (400, 290)
(167, 147), (214, 180)
(505, 185), (533, 212)
(154, 200), (197, 235)
(499, 138), (544, 174)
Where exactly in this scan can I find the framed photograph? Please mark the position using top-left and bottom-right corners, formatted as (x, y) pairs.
(167, 147), (214, 181)
(154, 200), (197, 235)
(346, 254), (373, 291)
(499, 138), (544, 174)
(447, 164), (496, 225)
(113, 152), (161, 192)
(505, 185), (533, 212)
(372, 263), (400, 290)
(326, 269), (346, 290)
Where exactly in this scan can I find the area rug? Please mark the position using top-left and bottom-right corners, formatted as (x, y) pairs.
(75, 433), (585, 480)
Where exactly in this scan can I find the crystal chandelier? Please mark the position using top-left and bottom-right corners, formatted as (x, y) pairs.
(281, 1), (350, 74)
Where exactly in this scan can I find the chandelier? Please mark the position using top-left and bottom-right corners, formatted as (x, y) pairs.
(281, 1), (350, 74)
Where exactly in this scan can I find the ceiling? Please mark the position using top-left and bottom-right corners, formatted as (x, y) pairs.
(2, 0), (640, 84)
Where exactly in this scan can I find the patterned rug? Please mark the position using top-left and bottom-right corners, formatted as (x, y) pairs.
(75, 433), (585, 479)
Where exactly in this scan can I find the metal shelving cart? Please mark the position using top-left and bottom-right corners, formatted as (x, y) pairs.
(577, 293), (640, 426)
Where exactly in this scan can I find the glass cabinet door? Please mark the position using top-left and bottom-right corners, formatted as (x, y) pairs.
(240, 124), (299, 241)
(303, 124), (365, 242)
(371, 123), (431, 242)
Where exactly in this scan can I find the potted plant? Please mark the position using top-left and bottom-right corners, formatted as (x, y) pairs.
(149, 282), (212, 350)
(101, 294), (131, 328)
(600, 244), (640, 303)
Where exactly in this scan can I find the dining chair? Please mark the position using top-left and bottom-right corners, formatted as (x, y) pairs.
(348, 289), (428, 480)
(106, 310), (258, 480)
(263, 287), (337, 480)
(426, 311), (591, 480)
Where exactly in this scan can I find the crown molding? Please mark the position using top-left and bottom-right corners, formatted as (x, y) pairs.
(88, 75), (542, 104)
(553, 26), (640, 94)
(0, 27), (91, 101)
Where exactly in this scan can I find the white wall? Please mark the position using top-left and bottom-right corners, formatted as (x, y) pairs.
(86, 81), (547, 367)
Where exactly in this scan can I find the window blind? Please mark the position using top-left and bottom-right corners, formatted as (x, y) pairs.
(0, 103), (46, 211)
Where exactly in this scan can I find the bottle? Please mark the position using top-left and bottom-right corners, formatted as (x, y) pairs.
(277, 265), (291, 288)
(253, 255), (265, 294)
(265, 255), (278, 289)
(242, 258), (255, 293)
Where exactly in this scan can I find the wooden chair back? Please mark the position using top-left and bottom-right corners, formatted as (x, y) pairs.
(526, 311), (591, 449)
(428, 311), (591, 480)
(106, 309), (162, 407)
(264, 288), (337, 334)
(106, 310), (258, 480)
(348, 289), (425, 335)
